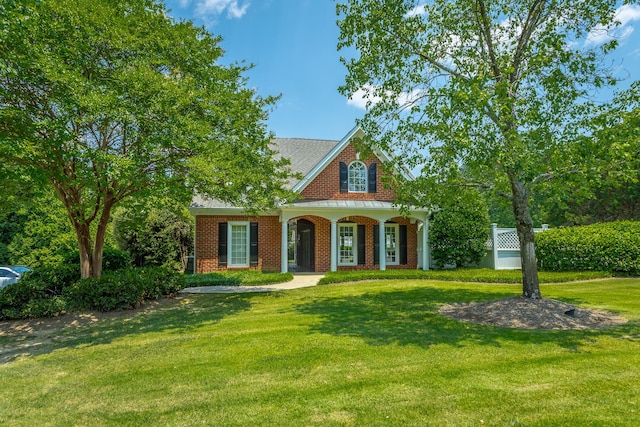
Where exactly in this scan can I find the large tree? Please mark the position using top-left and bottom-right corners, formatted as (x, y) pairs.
(0, 0), (294, 278)
(337, 0), (637, 298)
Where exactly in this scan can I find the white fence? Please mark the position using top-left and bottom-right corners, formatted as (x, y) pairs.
(478, 223), (549, 270)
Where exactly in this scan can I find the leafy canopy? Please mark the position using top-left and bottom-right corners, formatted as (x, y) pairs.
(0, 0), (294, 277)
(337, 0), (636, 297)
(337, 0), (626, 194)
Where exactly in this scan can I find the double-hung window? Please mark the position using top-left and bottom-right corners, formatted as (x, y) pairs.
(385, 224), (399, 265)
(338, 223), (357, 266)
(229, 222), (250, 267)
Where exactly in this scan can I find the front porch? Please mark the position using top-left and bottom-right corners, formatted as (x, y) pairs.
(279, 200), (431, 273)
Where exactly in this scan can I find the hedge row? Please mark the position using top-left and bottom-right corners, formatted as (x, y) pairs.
(185, 271), (294, 286)
(536, 221), (640, 275)
(0, 266), (185, 320)
(317, 268), (611, 285)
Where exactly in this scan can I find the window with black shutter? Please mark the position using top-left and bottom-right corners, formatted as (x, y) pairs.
(250, 222), (259, 267)
(357, 224), (366, 265)
(368, 163), (377, 193)
(399, 225), (408, 265)
(218, 222), (228, 267)
(339, 162), (348, 193)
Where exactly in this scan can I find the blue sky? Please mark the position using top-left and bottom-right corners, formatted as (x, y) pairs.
(163, 1), (640, 141)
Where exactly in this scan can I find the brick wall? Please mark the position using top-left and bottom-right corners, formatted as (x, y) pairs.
(294, 215), (417, 272)
(194, 140), (421, 273)
(300, 142), (396, 200)
(195, 215), (282, 273)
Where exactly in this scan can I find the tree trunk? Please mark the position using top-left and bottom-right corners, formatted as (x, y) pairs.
(92, 199), (115, 278)
(510, 176), (541, 299)
(75, 222), (94, 279)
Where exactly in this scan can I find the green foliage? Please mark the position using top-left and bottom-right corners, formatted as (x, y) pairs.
(429, 190), (490, 268)
(0, 211), (28, 264)
(61, 248), (132, 272)
(66, 267), (186, 312)
(5, 194), (77, 268)
(20, 264), (80, 296)
(0, 278), (68, 320)
(534, 85), (640, 227)
(336, 0), (633, 295)
(0, 0), (295, 278)
(113, 204), (193, 271)
(185, 271), (294, 287)
(0, 264), (182, 319)
(536, 221), (640, 274)
(317, 268), (611, 285)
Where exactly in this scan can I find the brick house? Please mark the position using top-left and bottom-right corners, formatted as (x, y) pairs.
(189, 125), (431, 273)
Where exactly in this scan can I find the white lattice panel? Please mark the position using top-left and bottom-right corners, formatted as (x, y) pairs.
(497, 230), (520, 249)
(485, 237), (494, 250)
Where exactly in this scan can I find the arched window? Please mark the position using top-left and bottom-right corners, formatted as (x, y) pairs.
(348, 161), (367, 192)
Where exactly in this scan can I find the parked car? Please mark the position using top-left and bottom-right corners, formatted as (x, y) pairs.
(0, 266), (31, 289)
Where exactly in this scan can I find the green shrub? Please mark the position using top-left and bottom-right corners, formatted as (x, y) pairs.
(21, 264), (80, 296)
(536, 221), (640, 274)
(66, 267), (185, 312)
(0, 280), (68, 320)
(429, 190), (490, 268)
(139, 267), (187, 299)
(113, 206), (193, 272)
(185, 271), (293, 287)
(317, 269), (611, 285)
(1, 266), (184, 318)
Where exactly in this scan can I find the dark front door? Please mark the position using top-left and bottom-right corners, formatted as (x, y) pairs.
(296, 219), (315, 272)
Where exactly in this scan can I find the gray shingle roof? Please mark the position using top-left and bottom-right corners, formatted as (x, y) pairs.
(271, 138), (340, 189)
(191, 137), (340, 208)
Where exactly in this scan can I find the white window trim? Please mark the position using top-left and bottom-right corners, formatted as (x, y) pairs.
(348, 161), (368, 193)
(338, 223), (357, 266)
(385, 223), (399, 266)
(228, 221), (250, 267)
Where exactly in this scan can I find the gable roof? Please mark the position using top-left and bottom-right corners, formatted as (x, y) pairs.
(191, 125), (414, 209)
(271, 137), (340, 190)
(289, 125), (413, 193)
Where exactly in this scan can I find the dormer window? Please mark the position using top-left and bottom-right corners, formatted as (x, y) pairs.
(348, 161), (367, 192)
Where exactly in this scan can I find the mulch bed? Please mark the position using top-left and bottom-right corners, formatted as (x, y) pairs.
(440, 296), (627, 330)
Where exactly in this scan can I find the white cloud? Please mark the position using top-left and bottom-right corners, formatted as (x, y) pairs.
(347, 85), (380, 109)
(347, 84), (423, 110)
(194, 0), (250, 19)
(585, 4), (640, 46)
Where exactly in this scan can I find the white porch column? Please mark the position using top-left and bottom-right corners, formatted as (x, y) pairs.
(422, 218), (430, 271)
(378, 220), (386, 271)
(330, 220), (337, 272)
(281, 219), (288, 273)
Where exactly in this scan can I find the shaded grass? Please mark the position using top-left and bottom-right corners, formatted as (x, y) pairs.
(185, 270), (293, 286)
(318, 268), (612, 285)
(1, 279), (639, 426)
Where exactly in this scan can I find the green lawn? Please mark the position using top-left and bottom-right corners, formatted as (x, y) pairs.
(1, 279), (639, 426)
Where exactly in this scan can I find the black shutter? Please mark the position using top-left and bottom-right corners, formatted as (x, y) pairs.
(250, 222), (259, 267)
(218, 222), (228, 267)
(357, 224), (366, 265)
(399, 225), (408, 265)
(368, 163), (377, 193)
(373, 224), (379, 265)
(340, 162), (348, 193)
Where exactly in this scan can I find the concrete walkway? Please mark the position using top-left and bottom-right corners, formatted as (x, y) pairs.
(179, 273), (325, 294)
